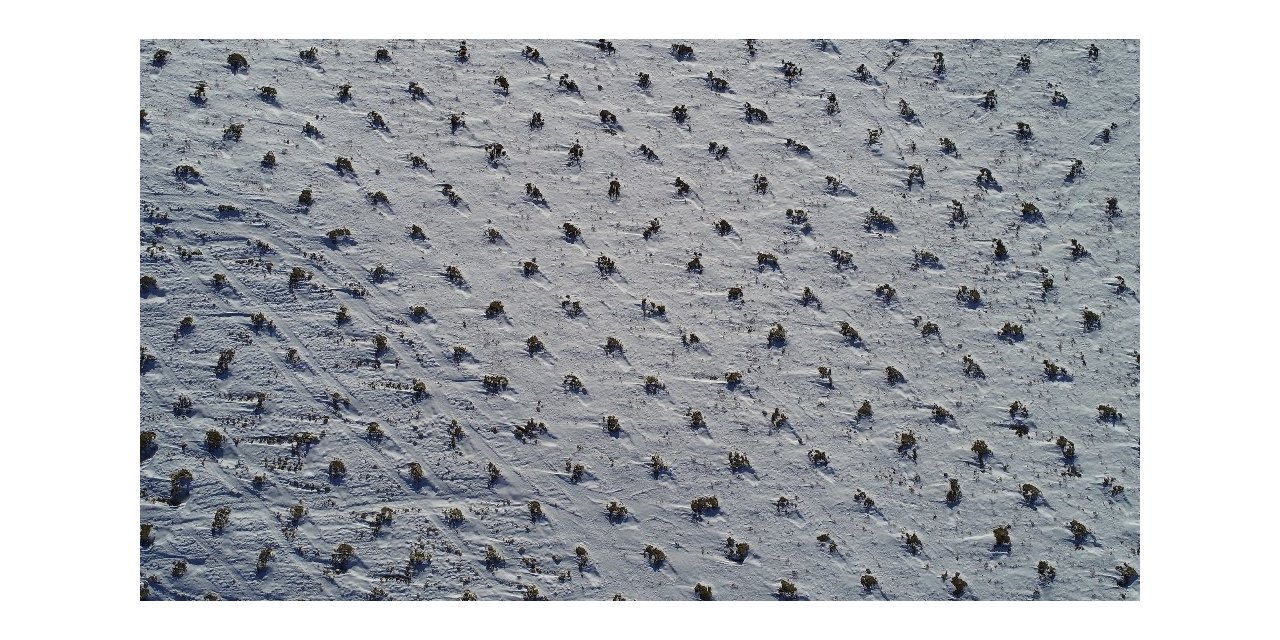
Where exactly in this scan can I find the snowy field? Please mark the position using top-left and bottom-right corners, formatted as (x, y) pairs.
(138, 37), (1141, 602)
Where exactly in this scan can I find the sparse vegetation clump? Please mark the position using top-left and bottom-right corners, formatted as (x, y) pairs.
(690, 495), (719, 515)
(227, 52), (249, 71)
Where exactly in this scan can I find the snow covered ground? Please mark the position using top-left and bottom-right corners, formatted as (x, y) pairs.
(139, 37), (1140, 602)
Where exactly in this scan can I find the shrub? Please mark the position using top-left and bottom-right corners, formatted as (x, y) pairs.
(896, 430), (917, 452)
(484, 300), (504, 318)
(856, 401), (873, 420)
(687, 255), (703, 273)
(905, 164), (924, 187)
(227, 52), (248, 71)
(643, 545), (668, 568)
(169, 468), (193, 504)
(204, 429), (225, 452)
(951, 574), (968, 597)
(864, 208), (895, 232)
(1042, 359), (1069, 381)
(690, 411), (706, 429)
(637, 72), (650, 88)
(775, 496), (793, 514)
(214, 349), (235, 375)
(604, 337), (623, 353)
(1022, 484), (1041, 504)
(172, 560), (188, 577)
(298, 189), (314, 206)
(962, 355), (985, 378)
(528, 501), (543, 521)
(643, 375), (664, 394)
(1065, 159), (1085, 181)
(335, 156), (354, 175)
(152, 49), (170, 65)
(373, 334), (389, 355)
(670, 43), (694, 60)
(514, 418), (548, 442)
(260, 151), (277, 168)
(885, 366), (905, 384)
(830, 248), (855, 269)
(778, 579), (798, 599)
(483, 375), (508, 392)
(1117, 563), (1138, 586)
(956, 286), (982, 306)
(1057, 435), (1078, 460)
(1037, 560), (1057, 580)
(596, 254), (616, 275)
(998, 322), (1024, 341)
(726, 538), (750, 561)
(898, 98), (915, 119)
(328, 458), (347, 479)
(223, 123), (244, 141)
(971, 440), (991, 465)
(1083, 309), (1103, 331)
(211, 507), (231, 533)
(1068, 520), (1090, 544)
(642, 218), (662, 240)
(946, 478), (962, 503)
(728, 451), (751, 471)
(649, 454), (666, 477)
(767, 323), (786, 345)
(904, 532), (923, 553)
(1069, 238), (1088, 259)
(530, 112), (544, 129)
(1097, 404), (1120, 422)
(526, 335), (545, 353)
(770, 408), (787, 428)
(331, 543), (355, 570)
(603, 415), (621, 435)
(728, 287), (744, 301)
(715, 218), (733, 236)
(808, 449), (829, 466)
(839, 322), (862, 343)
(493, 74), (509, 93)
(993, 525), (1011, 547)
(690, 495), (719, 515)
(693, 583), (713, 600)
(605, 501), (627, 520)
(993, 238), (1009, 259)
(141, 430), (158, 451)
(920, 321), (940, 338)
(861, 571), (878, 590)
